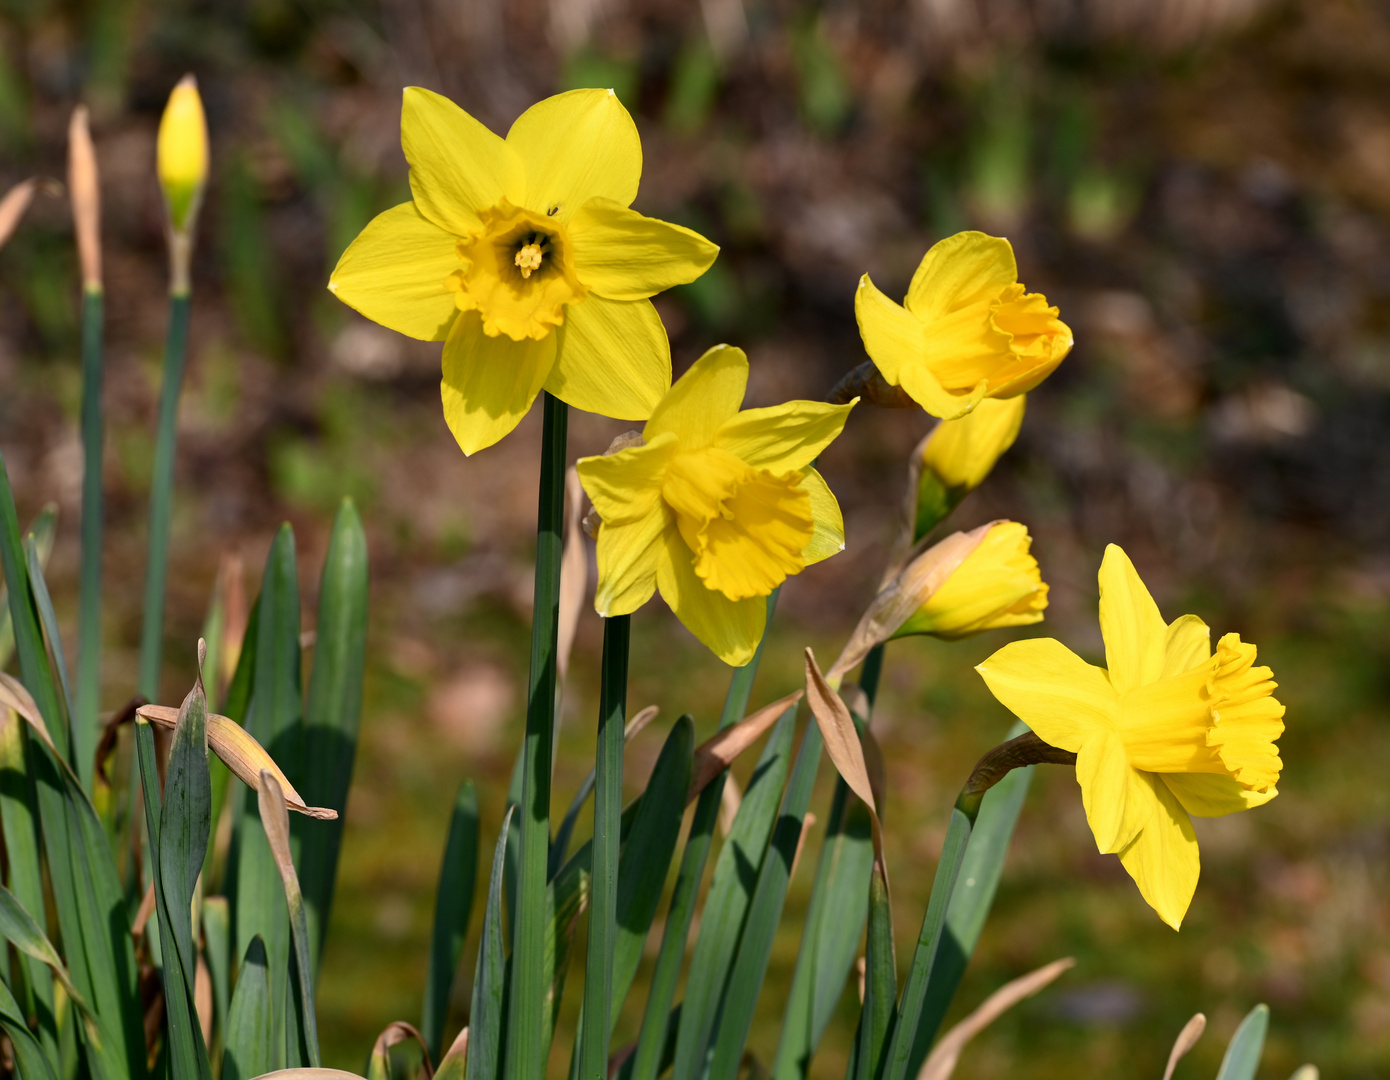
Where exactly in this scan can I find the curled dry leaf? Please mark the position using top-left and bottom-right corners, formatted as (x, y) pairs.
(625, 703), (659, 743)
(804, 649), (885, 876)
(371, 1021), (434, 1080)
(1161, 1013), (1206, 1080)
(917, 958), (1076, 1080)
(828, 523), (996, 681)
(718, 771), (741, 837)
(789, 811), (817, 881)
(686, 690), (803, 802)
(138, 704), (337, 819)
(68, 106), (101, 288)
(557, 467), (587, 683)
(195, 954), (213, 1045)
(0, 672), (59, 757)
(256, 770), (299, 893)
(434, 1026), (468, 1080)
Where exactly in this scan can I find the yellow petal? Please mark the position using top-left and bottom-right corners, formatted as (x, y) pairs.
(644, 344), (747, 449)
(1118, 664), (1218, 774)
(855, 275), (984, 419)
(711, 399), (854, 473)
(1160, 773), (1276, 818)
(975, 638), (1118, 752)
(904, 231), (1018, 323)
(918, 301), (1019, 392)
(593, 510), (671, 617)
(799, 468), (844, 566)
(1205, 633), (1285, 792)
(1162, 614), (1212, 678)
(402, 87), (523, 235)
(1077, 733), (1154, 854)
(547, 295), (670, 420)
(657, 528), (766, 666)
(920, 394), (1026, 493)
(328, 202), (460, 341)
(440, 312), (556, 455)
(1117, 773), (1200, 930)
(569, 198), (718, 300)
(1098, 544), (1168, 694)
(576, 433), (679, 525)
(507, 89), (641, 223)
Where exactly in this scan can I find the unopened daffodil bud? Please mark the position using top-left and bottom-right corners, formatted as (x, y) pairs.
(913, 395), (1026, 541)
(855, 231), (1072, 419)
(829, 520), (1047, 680)
(157, 75), (208, 237)
(894, 520), (1046, 639)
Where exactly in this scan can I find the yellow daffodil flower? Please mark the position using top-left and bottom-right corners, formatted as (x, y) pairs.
(855, 232), (1072, 420)
(896, 521), (1046, 639)
(976, 544), (1285, 929)
(328, 87), (719, 455)
(830, 520), (1045, 679)
(577, 345), (853, 666)
(913, 394), (1026, 539)
(157, 74), (208, 234)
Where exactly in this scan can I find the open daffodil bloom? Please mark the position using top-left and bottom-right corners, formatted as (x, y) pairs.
(577, 345), (853, 666)
(975, 544), (1285, 929)
(855, 231), (1072, 420)
(329, 87), (719, 454)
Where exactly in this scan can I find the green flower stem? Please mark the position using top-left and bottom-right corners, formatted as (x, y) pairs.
(74, 285), (103, 792)
(507, 392), (569, 1080)
(138, 289), (192, 702)
(580, 613), (630, 1080)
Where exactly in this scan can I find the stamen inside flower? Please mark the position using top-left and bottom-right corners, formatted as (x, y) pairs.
(515, 240), (545, 278)
(446, 198), (587, 341)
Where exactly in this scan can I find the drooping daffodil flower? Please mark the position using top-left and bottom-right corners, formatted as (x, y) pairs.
(855, 231), (1072, 420)
(329, 87), (719, 454)
(577, 345), (854, 666)
(976, 544), (1285, 929)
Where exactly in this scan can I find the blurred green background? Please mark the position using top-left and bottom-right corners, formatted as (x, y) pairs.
(3, 0), (1390, 1075)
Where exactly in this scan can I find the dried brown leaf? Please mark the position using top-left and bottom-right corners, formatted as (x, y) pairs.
(625, 704), (659, 742)
(687, 690), (803, 802)
(138, 704), (337, 820)
(0, 179), (38, 249)
(918, 958), (1075, 1080)
(557, 467), (587, 682)
(718, 771), (741, 838)
(195, 954), (213, 1045)
(370, 1021), (434, 1080)
(1162, 1013), (1206, 1080)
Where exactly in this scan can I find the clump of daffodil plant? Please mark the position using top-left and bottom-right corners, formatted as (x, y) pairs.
(577, 344), (853, 666)
(976, 544), (1285, 928)
(0, 72), (1305, 1080)
(329, 86), (718, 454)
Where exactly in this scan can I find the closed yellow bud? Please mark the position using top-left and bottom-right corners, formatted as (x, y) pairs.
(895, 520), (1047, 640)
(157, 74), (208, 234)
(913, 395), (1026, 541)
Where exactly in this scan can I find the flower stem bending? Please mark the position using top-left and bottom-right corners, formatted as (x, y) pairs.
(826, 360), (917, 409)
(508, 392), (569, 1080)
(581, 613), (630, 1079)
(138, 291), (191, 702)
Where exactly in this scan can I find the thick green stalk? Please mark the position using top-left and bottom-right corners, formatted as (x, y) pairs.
(138, 290), (191, 702)
(580, 614), (629, 1080)
(75, 286), (103, 792)
(507, 393), (568, 1080)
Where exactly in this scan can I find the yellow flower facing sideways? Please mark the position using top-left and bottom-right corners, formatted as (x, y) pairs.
(976, 545), (1286, 929)
(329, 87), (719, 454)
(856, 232), (1072, 420)
(577, 345), (853, 666)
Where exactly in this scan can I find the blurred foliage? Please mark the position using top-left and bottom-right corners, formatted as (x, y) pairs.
(2, 0), (1390, 1076)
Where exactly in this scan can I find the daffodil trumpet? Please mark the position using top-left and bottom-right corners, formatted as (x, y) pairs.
(577, 344), (854, 666)
(329, 87), (720, 455)
(976, 544), (1286, 929)
(854, 231), (1072, 419)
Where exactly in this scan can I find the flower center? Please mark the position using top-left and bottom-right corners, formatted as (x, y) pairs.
(661, 448), (814, 602)
(446, 199), (587, 341)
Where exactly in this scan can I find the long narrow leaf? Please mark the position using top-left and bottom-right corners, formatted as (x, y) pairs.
(299, 499), (368, 970)
(203, 897), (232, 1063)
(856, 861), (896, 1080)
(1215, 1005), (1270, 1080)
(707, 719), (822, 1080)
(0, 974), (59, 1080)
(672, 702), (797, 1080)
(24, 534), (73, 744)
(468, 806), (515, 1080)
(223, 936), (274, 1080)
(0, 502), (56, 671)
(422, 781), (479, 1061)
